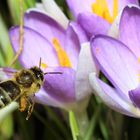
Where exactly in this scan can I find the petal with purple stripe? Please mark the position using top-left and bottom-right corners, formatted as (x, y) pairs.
(66, 0), (138, 19)
(69, 21), (88, 43)
(64, 25), (81, 70)
(9, 26), (59, 68)
(129, 86), (140, 109)
(66, 0), (94, 18)
(78, 12), (110, 37)
(35, 89), (65, 108)
(119, 6), (140, 58)
(24, 10), (65, 46)
(89, 72), (140, 117)
(91, 35), (140, 102)
(43, 67), (76, 103)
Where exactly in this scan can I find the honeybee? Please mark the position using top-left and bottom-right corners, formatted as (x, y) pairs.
(0, 65), (61, 120)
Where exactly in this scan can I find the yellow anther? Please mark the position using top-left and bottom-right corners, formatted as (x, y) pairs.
(52, 38), (72, 67)
(138, 58), (140, 63)
(41, 62), (47, 69)
(113, 0), (118, 20)
(92, 0), (118, 24)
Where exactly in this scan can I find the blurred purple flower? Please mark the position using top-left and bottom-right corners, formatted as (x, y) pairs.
(66, 0), (139, 37)
(0, 68), (16, 81)
(9, 10), (97, 110)
(90, 6), (140, 117)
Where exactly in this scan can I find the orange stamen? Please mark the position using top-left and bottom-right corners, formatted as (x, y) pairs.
(92, 0), (118, 23)
(52, 38), (72, 67)
(41, 62), (48, 69)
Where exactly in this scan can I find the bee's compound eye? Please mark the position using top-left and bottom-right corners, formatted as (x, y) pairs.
(16, 71), (34, 87)
(30, 67), (44, 81)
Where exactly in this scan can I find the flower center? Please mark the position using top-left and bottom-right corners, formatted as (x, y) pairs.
(91, 0), (118, 23)
(52, 38), (72, 67)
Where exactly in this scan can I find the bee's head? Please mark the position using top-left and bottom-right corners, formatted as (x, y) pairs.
(30, 67), (44, 82)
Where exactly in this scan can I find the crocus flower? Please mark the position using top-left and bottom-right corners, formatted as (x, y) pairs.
(66, 0), (139, 37)
(9, 10), (97, 110)
(89, 6), (140, 117)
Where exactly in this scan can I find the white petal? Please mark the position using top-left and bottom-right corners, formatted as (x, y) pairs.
(75, 42), (98, 100)
(108, 4), (140, 38)
(89, 72), (140, 118)
(42, 0), (69, 28)
(108, 9), (122, 38)
(35, 3), (46, 12)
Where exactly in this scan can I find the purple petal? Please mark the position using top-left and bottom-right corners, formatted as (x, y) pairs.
(89, 73), (140, 117)
(129, 86), (140, 108)
(35, 89), (65, 107)
(64, 25), (80, 69)
(119, 6), (140, 58)
(24, 10), (65, 46)
(66, 0), (139, 18)
(9, 26), (59, 68)
(78, 12), (110, 37)
(25, 10), (80, 70)
(0, 67), (16, 80)
(69, 21), (88, 43)
(43, 67), (76, 103)
(106, 0), (139, 14)
(66, 0), (94, 18)
(119, 0), (139, 8)
(91, 35), (140, 102)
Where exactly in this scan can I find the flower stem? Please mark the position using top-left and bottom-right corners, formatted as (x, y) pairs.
(69, 109), (89, 140)
(74, 110), (89, 139)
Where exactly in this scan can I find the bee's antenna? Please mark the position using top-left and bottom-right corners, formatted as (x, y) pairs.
(40, 58), (62, 75)
(44, 72), (62, 75)
(39, 57), (41, 68)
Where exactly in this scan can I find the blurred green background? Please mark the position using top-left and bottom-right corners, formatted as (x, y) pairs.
(0, 0), (140, 140)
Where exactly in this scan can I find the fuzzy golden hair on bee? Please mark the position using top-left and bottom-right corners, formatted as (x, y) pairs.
(0, 65), (62, 120)
(0, 66), (44, 120)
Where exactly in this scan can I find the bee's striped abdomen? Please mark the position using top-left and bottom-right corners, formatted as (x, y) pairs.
(0, 80), (21, 108)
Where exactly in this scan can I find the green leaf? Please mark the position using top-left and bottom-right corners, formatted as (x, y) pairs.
(83, 106), (101, 140)
(0, 52), (5, 66)
(45, 107), (70, 138)
(0, 15), (14, 66)
(99, 119), (109, 140)
(69, 111), (79, 140)
(25, 0), (35, 8)
(7, 0), (35, 24)
(0, 114), (13, 140)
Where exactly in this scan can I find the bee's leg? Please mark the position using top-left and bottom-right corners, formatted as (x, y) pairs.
(26, 98), (35, 120)
(19, 95), (28, 112)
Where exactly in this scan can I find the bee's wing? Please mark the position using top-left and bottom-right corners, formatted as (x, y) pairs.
(0, 67), (17, 81)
